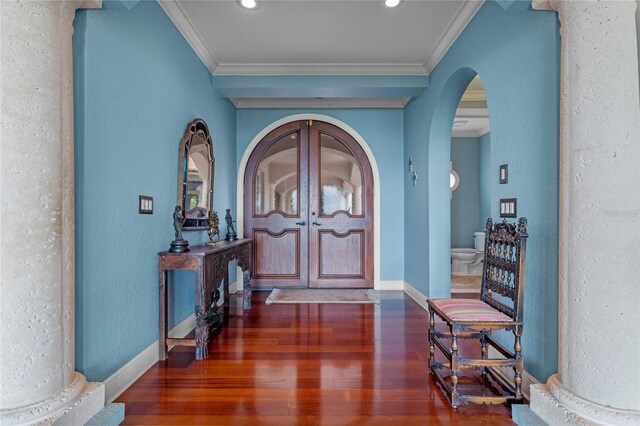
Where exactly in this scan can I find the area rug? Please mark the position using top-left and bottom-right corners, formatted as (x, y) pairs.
(265, 288), (380, 305)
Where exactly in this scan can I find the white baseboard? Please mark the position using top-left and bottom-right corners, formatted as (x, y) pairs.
(487, 346), (540, 401)
(103, 313), (195, 403)
(401, 280), (539, 399)
(403, 280), (430, 311)
(104, 281), (238, 403)
(378, 280), (405, 291)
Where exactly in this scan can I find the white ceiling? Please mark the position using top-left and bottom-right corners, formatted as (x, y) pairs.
(159, 0), (484, 75)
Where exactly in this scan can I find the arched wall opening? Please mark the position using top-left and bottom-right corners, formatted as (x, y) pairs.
(450, 76), (491, 284)
(236, 114), (382, 289)
(427, 67), (486, 298)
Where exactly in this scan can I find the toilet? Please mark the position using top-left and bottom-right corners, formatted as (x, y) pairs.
(451, 231), (486, 276)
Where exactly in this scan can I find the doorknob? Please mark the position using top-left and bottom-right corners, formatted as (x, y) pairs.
(312, 221), (322, 226)
(295, 221), (306, 226)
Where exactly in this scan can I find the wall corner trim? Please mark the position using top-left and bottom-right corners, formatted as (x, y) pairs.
(103, 282), (238, 403)
(157, 0), (219, 75)
(401, 280), (540, 399)
(423, 0), (485, 73)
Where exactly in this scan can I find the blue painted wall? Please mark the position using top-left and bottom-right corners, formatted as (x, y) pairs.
(404, 1), (560, 381)
(74, 0), (236, 382)
(479, 132), (492, 227)
(236, 109), (404, 281)
(450, 137), (482, 248)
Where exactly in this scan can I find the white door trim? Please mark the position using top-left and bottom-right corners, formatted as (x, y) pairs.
(236, 114), (382, 290)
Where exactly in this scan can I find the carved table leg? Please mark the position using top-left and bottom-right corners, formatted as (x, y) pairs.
(194, 266), (209, 360)
(243, 269), (252, 310)
(159, 268), (168, 361)
(224, 268), (230, 310)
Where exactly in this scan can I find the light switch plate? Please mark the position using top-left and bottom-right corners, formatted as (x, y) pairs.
(139, 195), (153, 214)
(500, 198), (517, 218)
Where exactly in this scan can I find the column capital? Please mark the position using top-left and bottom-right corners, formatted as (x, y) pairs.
(533, 0), (638, 18)
(79, 1), (102, 9)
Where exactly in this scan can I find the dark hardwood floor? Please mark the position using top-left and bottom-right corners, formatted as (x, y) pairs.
(116, 291), (514, 425)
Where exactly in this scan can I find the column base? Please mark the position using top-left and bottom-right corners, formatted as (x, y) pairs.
(0, 372), (105, 426)
(530, 374), (640, 425)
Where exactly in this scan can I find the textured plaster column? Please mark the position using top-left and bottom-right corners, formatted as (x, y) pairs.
(0, 1), (104, 425)
(530, 1), (640, 424)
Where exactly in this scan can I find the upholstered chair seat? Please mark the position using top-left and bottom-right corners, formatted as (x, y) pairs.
(428, 298), (515, 324)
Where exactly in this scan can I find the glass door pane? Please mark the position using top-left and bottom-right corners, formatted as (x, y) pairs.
(319, 133), (363, 216)
(255, 132), (299, 215)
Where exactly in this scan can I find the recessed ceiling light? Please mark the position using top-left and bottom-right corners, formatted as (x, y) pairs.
(240, 0), (257, 9)
(385, 0), (400, 7)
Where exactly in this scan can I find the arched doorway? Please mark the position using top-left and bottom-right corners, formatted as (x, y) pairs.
(427, 67), (486, 298)
(243, 120), (374, 288)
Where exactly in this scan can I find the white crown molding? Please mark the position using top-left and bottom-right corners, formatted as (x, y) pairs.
(231, 97), (412, 109)
(452, 129), (483, 138)
(215, 63), (428, 76)
(424, 0), (485, 73)
(158, 0), (219, 75)
(452, 108), (490, 137)
(456, 107), (489, 117)
(461, 91), (487, 102)
(160, 1), (482, 76)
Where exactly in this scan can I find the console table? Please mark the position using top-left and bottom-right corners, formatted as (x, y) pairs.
(158, 239), (253, 360)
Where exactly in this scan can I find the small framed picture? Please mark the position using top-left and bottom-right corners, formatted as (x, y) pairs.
(500, 198), (517, 218)
(499, 164), (508, 184)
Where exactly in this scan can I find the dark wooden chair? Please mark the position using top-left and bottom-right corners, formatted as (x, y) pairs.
(427, 217), (528, 408)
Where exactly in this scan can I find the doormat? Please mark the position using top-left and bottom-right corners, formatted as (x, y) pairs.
(265, 288), (380, 305)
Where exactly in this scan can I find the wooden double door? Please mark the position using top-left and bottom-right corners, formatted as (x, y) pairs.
(244, 120), (374, 288)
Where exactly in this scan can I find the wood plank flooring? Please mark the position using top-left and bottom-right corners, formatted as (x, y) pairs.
(116, 291), (514, 425)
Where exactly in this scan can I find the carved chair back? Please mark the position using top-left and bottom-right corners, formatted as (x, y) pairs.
(480, 217), (529, 323)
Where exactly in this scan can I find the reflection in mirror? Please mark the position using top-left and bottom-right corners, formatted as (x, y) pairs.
(255, 132), (298, 215)
(320, 133), (362, 216)
(187, 135), (210, 210)
(178, 119), (214, 230)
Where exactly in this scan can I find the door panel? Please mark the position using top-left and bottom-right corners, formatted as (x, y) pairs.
(253, 229), (300, 277)
(244, 121), (308, 287)
(309, 122), (373, 288)
(319, 230), (364, 278)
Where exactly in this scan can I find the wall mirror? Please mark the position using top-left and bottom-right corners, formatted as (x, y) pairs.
(177, 118), (215, 230)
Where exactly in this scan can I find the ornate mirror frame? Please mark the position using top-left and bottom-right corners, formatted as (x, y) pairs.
(177, 118), (215, 231)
